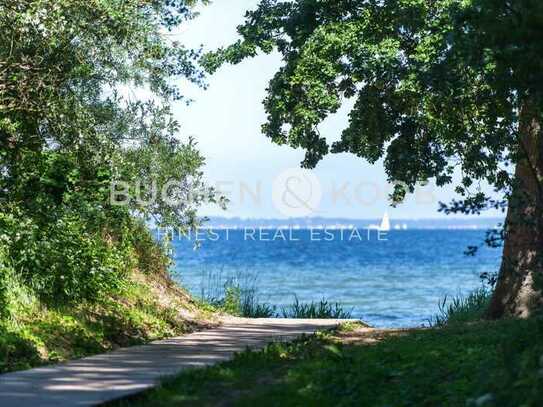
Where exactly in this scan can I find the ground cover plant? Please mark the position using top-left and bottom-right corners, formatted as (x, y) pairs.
(108, 292), (543, 406)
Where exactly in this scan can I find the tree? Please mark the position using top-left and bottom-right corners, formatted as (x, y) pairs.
(203, 0), (543, 318)
(0, 1), (218, 307)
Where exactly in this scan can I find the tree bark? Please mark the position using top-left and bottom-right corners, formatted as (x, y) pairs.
(487, 100), (543, 319)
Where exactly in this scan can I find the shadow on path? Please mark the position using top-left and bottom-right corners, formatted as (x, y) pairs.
(0, 318), (351, 407)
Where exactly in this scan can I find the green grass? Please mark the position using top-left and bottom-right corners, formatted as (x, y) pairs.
(280, 297), (353, 319)
(108, 316), (543, 407)
(199, 271), (277, 318)
(430, 287), (491, 327)
(209, 291), (353, 319)
(198, 269), (352, 319)
(0, 271), (213, 373)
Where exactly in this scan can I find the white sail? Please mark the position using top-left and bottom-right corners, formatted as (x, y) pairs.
(380, 211), (391, 231)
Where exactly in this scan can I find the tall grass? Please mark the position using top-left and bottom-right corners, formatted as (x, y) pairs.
(199, 269), (276, 318)
(198, 269), (353, 319)
(280, 296), (353, 319)
(430, 287), (491, 327)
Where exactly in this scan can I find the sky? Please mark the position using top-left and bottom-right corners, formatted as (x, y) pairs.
(170, 0), (501, 220)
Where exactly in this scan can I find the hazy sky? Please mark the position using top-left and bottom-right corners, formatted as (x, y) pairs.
(172, 0), (500, 220)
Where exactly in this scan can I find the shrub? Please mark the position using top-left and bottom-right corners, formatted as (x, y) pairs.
(131, 221), (171, 276)
(0, 325), (41, 373)
(4, 209), (132, 306)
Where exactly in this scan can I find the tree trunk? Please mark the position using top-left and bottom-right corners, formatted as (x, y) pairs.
(487, 100), (543, 319)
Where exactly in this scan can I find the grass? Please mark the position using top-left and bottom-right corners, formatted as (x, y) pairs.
(430, 287), (491, 327)
(209, 289), (352, 320)
(107, 315), (543, 407)
(0, 266), (353, 373)
(199, 270), (277, 318)
(0, 270), (215, 373)
(280, 296), (353, 319)
(106, 288), (543, 406)
(219, 284), (277, 318)
(198, 269), (353, 319)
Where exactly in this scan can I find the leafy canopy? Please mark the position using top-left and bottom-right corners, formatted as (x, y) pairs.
(0, 0), (216, 306)
(204, 0), (543, 207)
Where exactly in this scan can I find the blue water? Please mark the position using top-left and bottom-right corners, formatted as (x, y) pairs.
(170, 229), (501, 328)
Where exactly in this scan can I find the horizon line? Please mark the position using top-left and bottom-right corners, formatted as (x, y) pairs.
(203, 215), (505, 221)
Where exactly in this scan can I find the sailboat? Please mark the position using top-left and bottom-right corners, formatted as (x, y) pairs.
(367, 211), (392, 231)
(380, 211), (391, 232)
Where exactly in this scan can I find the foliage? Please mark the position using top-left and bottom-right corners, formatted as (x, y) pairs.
(0, 324), (41, 373)
(199, 270), (352, 319)
(0, 239), (10, 319)
(0, 1), (218, 312)
(221, 285), (243, 315)
(204, 0), (543, 316)
(200, 271), (277, 318)
(0, 269), (212, 373)
(108, 317), (543, 407)
(203, 0), (540, 202)
(281, 296), (352, 319)
(2, 208), (134, 304)
(430, 287), (491, 327)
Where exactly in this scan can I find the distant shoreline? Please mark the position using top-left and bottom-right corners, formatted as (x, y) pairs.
(199, 216), (504, 231)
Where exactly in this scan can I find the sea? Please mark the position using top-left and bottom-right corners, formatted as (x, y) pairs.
(167, 218), (503, 328)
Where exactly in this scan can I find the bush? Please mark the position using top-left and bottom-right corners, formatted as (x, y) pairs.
(0, 206), (133, 307)
(12, 215), (131, 305)
(0, 0), (217, 324)
(131, 222), (171, 276)
(0, 325), (41, 373)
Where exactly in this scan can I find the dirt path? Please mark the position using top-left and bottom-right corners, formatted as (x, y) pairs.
(334, 326), (420, 344)
(0, 318), (351, 407)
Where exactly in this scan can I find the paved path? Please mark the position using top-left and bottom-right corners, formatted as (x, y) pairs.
(0, 318), (349, 406)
